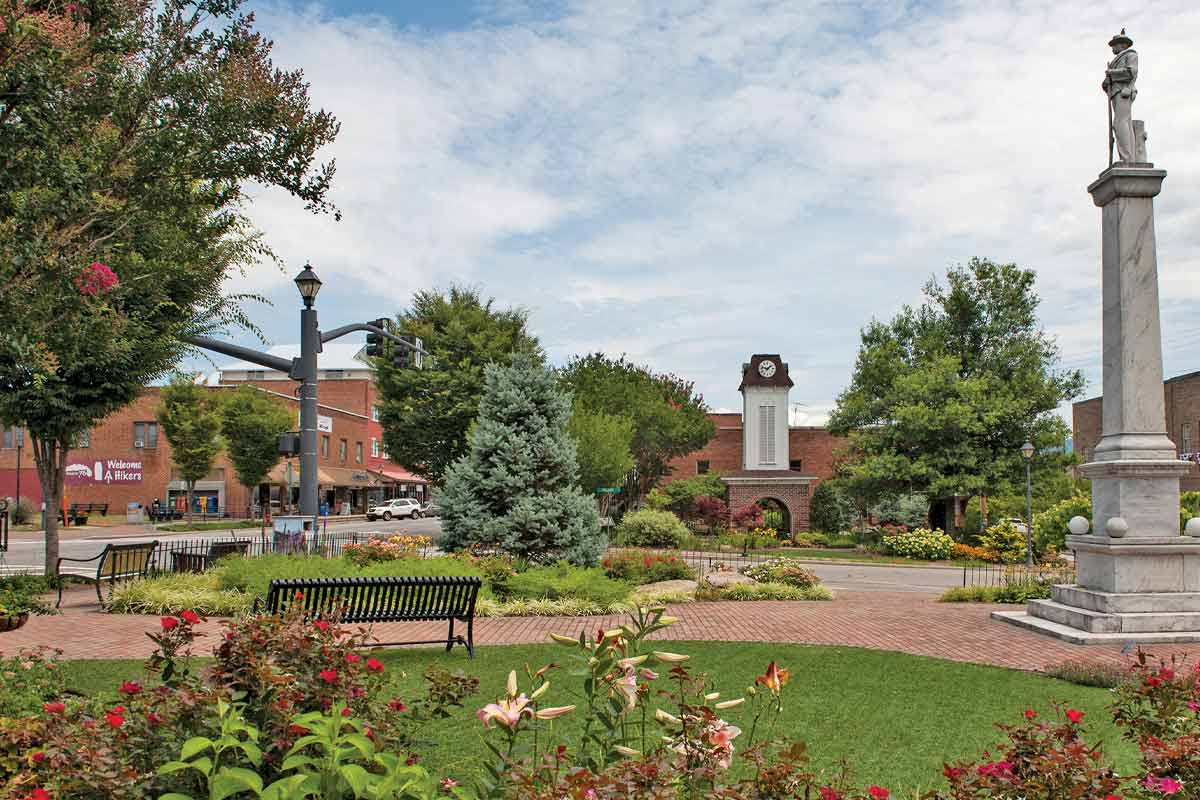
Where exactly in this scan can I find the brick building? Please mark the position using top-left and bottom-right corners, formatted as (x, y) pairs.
(1073, 368), (1200, 491)
(662, 354), (845, 535)
(0, 343), (427, 518)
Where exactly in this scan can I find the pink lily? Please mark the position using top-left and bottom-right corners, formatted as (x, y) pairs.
(476, 694), (533, 729)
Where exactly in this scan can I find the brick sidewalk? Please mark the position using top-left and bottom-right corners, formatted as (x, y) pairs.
(6, 587), (1200, 671)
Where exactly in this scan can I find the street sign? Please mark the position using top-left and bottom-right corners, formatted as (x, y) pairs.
(595, 487), (621, 494)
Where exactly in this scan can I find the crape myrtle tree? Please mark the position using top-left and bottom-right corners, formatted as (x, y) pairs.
(156, 374), (224, 524)
(566, 403), (634, 518)
(376, 287), (542, 486)
(827, 258), (1083, 533)
(220, 385), (293, 517)
(0, 0), (338, 570)
(559, 354), (715, 504)
(440, 353), (604, 566)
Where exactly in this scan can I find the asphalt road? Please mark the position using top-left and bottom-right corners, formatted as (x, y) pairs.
(1, 517), (964, 594)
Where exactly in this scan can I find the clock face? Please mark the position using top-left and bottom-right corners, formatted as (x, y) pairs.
(758, 360), (777, 378)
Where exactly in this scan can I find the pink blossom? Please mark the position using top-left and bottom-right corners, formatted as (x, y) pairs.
(74, 262), (119, 296)
(476, 695), (533, 729)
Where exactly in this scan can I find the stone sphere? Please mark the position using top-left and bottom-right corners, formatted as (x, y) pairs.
(1105, 517), (1129, 538)
(1186, 518), (1200, 537)
(1068, 516), (1091, 536)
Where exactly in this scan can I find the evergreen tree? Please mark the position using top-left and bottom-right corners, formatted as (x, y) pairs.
(440, 354), (604, 565)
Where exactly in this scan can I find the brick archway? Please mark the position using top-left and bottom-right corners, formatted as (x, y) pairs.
(721, 472), (813, 537)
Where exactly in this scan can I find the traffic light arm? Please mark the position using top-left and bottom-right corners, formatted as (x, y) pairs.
(320, 322), (431, 356)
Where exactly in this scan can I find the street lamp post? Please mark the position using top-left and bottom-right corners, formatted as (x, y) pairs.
(1022, 440), (1035, 568)
(294, 266), (322, 525)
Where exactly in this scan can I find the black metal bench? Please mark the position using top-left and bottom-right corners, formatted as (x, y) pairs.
(254, 576), (481, 657)
(56, 540), (158, 606)
(169, 539), (252, 573)
(57, 502), (110, 526)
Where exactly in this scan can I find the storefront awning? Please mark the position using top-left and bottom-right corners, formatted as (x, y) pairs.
(371, 465), (428, 484)
(322, 466), (375, 488)
(265, 462), (337, 486)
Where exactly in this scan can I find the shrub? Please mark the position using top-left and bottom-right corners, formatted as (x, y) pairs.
(652, 473), (727, 516)
(871, 493), (928, 528)
(602, 551), (694, 584)
(730, 504), (764, 530)
(692, 495), (728, 528)
(740, 558), (821, 588)
(341, 534), (432, 565)
(809, 481), (854, 533)
(0, 648), (65, 716)
(882, 527), (954, 560)
(993, 575), (1054, 604)
(1044, 659), (1131, 688)
(215, 553), (482, 599)
(978, 521), (1028, 564)
(1033, 493), (1090, 552)
(0, 574), (57, 617)
(695, 581), (832, 601)
(951, 542), (994, 562)
(9, 497), (35, 525)
(107, 573), (254, 616)
(505, 561), (631, 605)
(939, 585), (1000, 603)
(615, 508), (689, 548)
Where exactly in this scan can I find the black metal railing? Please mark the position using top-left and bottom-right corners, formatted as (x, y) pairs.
(150, 531), (439, 574)
(960, 562), (1077, 588)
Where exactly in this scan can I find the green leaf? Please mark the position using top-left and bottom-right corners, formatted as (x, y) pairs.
(339, 763), (371, 796)
(210, 767), (264, 800)
(280, 754), (320, 772)
(180, 737), (214, 760)
(158, 794), (197, 800)
(341, 733), (375, 761)
(261, 775), (311, 800)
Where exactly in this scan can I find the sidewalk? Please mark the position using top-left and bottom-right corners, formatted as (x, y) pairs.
(6, 515), (372, 541)
(6, 586), (1199, 671)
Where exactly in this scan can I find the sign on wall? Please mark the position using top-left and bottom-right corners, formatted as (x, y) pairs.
(318, 415), (333, 433)
(65, 459), (144, 484)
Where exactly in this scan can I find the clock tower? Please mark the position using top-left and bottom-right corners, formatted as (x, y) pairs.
(738, 354), (792, 471)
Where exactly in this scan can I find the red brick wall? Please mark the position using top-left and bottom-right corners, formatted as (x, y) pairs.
(662, 414), (846, 483)
(727, 481), (811, 535)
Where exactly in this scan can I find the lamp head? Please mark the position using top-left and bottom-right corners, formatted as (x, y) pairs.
(1021, 441), (1035, 459)
(294, 264), (322, 308)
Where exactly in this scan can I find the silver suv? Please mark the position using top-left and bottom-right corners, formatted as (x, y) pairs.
(366, 497), (422, 521)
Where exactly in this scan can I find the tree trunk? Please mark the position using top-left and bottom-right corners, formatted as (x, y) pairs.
(30, 434), (68, 577)
(186, 480), (194, 525)
(980, 494), (989, 533)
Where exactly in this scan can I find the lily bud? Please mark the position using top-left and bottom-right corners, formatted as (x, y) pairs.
(506, 671), (518, 697)
(653, 651), (690, 663)
(530, 682), (550, 700)
(704, 692), (720, 701)
(603, 629), (624, 641)
(655, 709), (682, 726)
(715, 698), (745, 710)
(549, 633), (579, 646)
(618, 655), (648, 669)
(534, 705), (575, 720)
(658, 616), (679, 626)
(613, 745), (639, 757)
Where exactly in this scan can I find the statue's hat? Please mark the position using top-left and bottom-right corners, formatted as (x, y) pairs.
(1108, 28), (1133, 47)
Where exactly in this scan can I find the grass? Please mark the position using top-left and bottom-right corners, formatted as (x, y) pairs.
(54, 642), (1138, 795)
(157, 519), (264, 532)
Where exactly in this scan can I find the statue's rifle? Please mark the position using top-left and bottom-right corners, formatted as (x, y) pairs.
(1107, 81), (1114, 168)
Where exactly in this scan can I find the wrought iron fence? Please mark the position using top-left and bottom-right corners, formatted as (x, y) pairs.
(605, 545), (781, 579)
(960, 562), (1077, 588)
(150, 530), (439, 574)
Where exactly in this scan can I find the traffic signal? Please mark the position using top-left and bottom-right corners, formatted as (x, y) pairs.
(365, 318), (388, 358)
(392, 334), (422, 370)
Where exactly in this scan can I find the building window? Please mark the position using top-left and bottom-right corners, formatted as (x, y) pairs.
(372, 438), (380, 458)
(134, 421), (158, 449)
(74, 430), (91, 449)
(1183, 423), (1193, 455)
(696, 460), (709, 474)
(321, 435), (330, 458)
(355, 441), (363, 463)
(246, 370), (265, 380)
(789, 459), (803, 472)
(2, 426), (24, 449)
(339, 439), (348, 462)
(372, 405), (381, 422)
(759, 405), (776, 464)
(323, 369), (345, 380)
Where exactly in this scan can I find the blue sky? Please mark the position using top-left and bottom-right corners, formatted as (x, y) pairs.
(201, 0), (1200, 422)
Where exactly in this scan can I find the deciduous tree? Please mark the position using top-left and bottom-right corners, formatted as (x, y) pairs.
(0, 0), (338, 569)
(157, 375), (224, 524)
(220, 386), (293, 517)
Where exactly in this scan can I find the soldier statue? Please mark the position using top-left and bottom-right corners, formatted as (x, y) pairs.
(1102, 29), (1138, 164)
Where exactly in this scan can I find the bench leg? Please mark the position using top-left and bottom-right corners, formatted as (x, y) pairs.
(56, 577), (63, 609)
(446, 618), (455, 652)
(466, 616), (475, 659)
(96, 579), (104, 605)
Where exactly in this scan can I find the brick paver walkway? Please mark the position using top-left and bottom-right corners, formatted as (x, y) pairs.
(7, 587), (1200, 671)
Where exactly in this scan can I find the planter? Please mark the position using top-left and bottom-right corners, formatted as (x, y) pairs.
(0, 614), (29, 633)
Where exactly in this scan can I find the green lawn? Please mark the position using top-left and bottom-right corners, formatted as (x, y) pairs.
(57, 642), (1136, 794)
(157, 519), (264, 532)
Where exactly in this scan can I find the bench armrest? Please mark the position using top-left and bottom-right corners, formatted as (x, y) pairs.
(56, 552), (103, 568)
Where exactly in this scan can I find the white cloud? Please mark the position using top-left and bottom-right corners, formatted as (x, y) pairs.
(233, 0), (1200, 416)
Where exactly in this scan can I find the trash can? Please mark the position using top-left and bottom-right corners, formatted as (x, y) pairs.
(126, 501), (145, 524)
(319, 501), (330, 517)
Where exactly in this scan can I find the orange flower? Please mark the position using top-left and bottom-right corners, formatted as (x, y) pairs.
(755, 661), (790, 695)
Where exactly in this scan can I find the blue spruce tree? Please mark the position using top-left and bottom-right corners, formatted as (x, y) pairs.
(440, 353), (605, 565)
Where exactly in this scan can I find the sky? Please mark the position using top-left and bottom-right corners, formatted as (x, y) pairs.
(203, 0), (1200, 426)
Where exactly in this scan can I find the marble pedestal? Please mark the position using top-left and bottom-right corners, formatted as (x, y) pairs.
(994, 161), (1200, 643)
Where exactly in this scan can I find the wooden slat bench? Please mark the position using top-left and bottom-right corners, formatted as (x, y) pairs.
(169, 539), (252, 573)
(254, 576), (481, 657)
(56, 540), (158, 606)
(57, 502), (110, 526)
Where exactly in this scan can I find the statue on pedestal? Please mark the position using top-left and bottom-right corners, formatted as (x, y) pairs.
(1103, 29), (1138, 165)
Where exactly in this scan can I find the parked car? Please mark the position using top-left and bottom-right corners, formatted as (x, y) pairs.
(366, 497), (422, 521)
(420, 500), (439, 518)
(998, 517), (1030, 535)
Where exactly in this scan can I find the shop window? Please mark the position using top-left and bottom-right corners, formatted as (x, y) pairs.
(355, 441), (363, 463)
(789, 459), (803, 472)
(696, 460), (709, 474)
(2, 427), (23, 449)
(339, 439), (348, 462)
(371, 438), (380, 458)
(134, 421), (158, 449)
(321, 435), (329, 458)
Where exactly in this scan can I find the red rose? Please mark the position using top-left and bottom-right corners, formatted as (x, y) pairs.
(105, 711), (124, 729)
(118, 681), (142, 696)
(161, 617), (179, 631)
(1065, 708), (1084, 724)
(319, 669), (338, 683)
(42, 702), (64, 715)
(31, 752), (45, 763)
(943, 766), (961, 779)
(366, 657), (384, 673)
(146, 712), (163, 726)
(345, 654), (361, 664)
(313, 620), (331, 633)
(288, 724), (309, 735)
(180, 610), (200, 625)
(28, 789), (51, 800)
(1023, 709), (1036, 719)
(1161, 667), (1175, 681)
(341, 707), (352, 717)
(867, 787), (888, 800)
(388, 698), (407, 712)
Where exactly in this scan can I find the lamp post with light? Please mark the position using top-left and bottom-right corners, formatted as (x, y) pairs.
(1022, 440), (1035, 568)
(182, 264), (426, 528)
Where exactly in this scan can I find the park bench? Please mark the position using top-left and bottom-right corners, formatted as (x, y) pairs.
(57, 502), (109, 526)
(254, 576), (481, 657)
(168, 539), (252, 573)
(55, 540), (158, 606)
